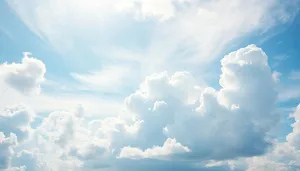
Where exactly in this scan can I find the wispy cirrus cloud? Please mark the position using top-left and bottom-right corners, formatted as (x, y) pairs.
(6, 0), (299, 96)
(70, 65), (139, 93)
(289, 71), (300, 80)
(7, 0), (299, 69)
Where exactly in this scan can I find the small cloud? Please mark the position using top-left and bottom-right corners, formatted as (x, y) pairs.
(277, 85), (300, 102)
(274, 54), (289, 61)
(119, 138), (190, 159)
(70, 65), (137, 93)
(288, 71), (300, 80)
(272, 71), (282, 83)
(272, 54), (290, 68)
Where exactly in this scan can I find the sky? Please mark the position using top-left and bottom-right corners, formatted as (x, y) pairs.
(0, 0), (300, 170)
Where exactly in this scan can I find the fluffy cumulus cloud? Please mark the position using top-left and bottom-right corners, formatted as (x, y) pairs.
(0, 133), (17, 169)
(37, 111), (77, 148)
(0, 52), (46, 95)
(122, 44), (277, 161)
(286, 105), (300, 149)
(119, 138), (190, 159)
(0, 104), (35, 170)
(0, 104), (35, 142)
(3, 44), (300, 171)
(11, 150), (51, 171)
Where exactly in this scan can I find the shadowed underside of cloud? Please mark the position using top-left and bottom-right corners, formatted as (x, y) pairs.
(244, 105), (300, 171)
(0, 44), (293, 171)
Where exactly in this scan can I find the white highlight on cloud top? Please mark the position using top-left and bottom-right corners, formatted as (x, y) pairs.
(119, 138), (190, 159)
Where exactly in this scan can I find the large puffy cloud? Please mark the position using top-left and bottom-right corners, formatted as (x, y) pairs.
(34, 105), (85, 148)
(67, 139), (113, 170)
(7, 107), (89, 171)
(0, 52), (46, 95)
(23, 107), (117, 171)
(124, 44), (277, 160)
(0, 104), (36, 170)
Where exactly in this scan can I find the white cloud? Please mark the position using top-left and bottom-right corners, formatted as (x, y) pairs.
(0, 52), (46, 95)
(71, 66), (136, 92)
(5, 166), (26, 171)
(123, 44), (277, 161)
(277, 85), (300, 102)
(289, 71), (300, 80)
(206, 104), (300, 170)
(68, 140), (113, 169)
(1, 0), (300, 169)
(133, 0), (175, 21)
(0, 104), (35, 142)
(135, 0), (299, 67)
(244, 104), (300, 171)
(37, 111), (77, 148)
(0, 133), (17, 169)
(0, 53), (123, 117)
(0, 44), (288, 171)
(6, 0), (299, 76)
(0, 84), (123, 117)
(33, 106), (87, 149)
(286, 105), (300, 149)
(272, 71), (282, 83)
(11, 150), (51, 171)
(74, 104), (85, 118)
(119, 138), (190, 159)
(246, 156), (290, 171)
(78, 44), (277, 169)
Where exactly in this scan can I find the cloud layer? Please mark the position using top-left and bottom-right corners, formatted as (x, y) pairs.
(6, 0), (299, 75)
(1, 44), (296, 171)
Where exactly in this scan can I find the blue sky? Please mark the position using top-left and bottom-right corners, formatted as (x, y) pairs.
(1, 0), (300, 170)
